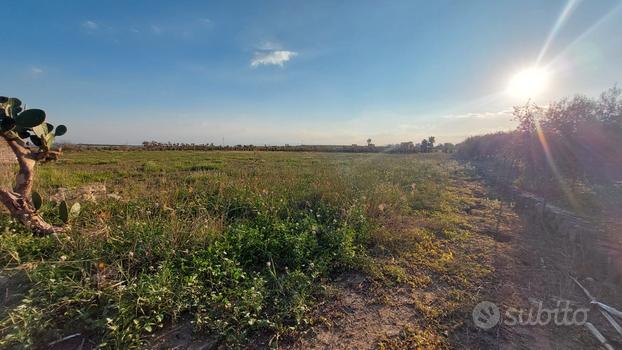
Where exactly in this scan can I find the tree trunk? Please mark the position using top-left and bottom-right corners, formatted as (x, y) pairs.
(0, 136), (65, 234)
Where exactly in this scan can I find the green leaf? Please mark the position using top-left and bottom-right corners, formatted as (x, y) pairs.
(29, 135), (42, 147)
(45, 133), (55, 148)
(15, 109), (46, 128)
(0, 96), (8, 104)
(6, 106), (15, 118)
(70, 202), (81, 218)
(55, 125), (68, 137)
(1, 118), (16, 132)
(32, 192), (43, 211)
(32, 124), (48, 137)
(7, 97), (22, 107)
(59, 201), (69, 223)
(46, 123), (54, 133)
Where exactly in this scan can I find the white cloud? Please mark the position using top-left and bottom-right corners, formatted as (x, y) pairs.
(441, 109), (513, 120)
(250, 50), (298, 67)
(257, 41), (282, 50)
(30, 67), (43, 75)
(430, 109), (517, 142)
(82, 20), (99, 30)
(151, 25), (162, 34)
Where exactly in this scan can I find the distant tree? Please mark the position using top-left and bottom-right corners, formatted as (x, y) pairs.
(428, 136), (435, 149)
(421, 139), (430, 153)
(513, 101), (540, 135)
(458, 86), (622, 201)
(441, 142), (455, 153)
(366, 138), (372, 146)
(597, 85), (622, 130)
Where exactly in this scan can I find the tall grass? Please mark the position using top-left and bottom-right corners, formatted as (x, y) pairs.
(1, 151), (455, 348)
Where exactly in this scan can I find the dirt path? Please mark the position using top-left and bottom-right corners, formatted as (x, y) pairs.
(287, 172), (621, 349)
(471, 210), (601, 349)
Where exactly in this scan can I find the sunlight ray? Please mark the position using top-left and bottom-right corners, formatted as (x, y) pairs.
(535, 122), (580, 210)
(546, 1), (622, 69)
(536, 0), (582, 65)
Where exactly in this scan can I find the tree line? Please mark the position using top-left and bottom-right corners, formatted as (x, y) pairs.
(457, 86), (622, 204)
(140, 137), (455, 153)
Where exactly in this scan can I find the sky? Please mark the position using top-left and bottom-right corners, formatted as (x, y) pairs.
(2, 0), (622, 145)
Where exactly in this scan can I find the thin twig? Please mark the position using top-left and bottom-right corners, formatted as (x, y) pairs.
(48, 333), (82, 346)
(571, 276), (622, 342)
(584, 322), (614, 350)
(599, 308), (622, 338)
(570, 275), (595, 301)
(593, 301), (622, 319)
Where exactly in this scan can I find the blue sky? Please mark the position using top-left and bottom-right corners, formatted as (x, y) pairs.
(2, 0), (621, 145)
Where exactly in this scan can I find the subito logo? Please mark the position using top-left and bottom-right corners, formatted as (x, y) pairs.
(472, 301), (501, 329)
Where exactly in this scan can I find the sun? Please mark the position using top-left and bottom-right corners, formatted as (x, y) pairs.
(506, 67), (550, 99)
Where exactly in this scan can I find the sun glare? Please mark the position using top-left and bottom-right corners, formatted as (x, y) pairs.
(506, 67), (550, 99)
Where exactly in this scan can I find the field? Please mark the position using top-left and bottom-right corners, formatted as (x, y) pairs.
(1, 150), (518, 348)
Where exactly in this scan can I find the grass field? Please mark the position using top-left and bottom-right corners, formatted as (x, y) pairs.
(0, 151), (502, 349)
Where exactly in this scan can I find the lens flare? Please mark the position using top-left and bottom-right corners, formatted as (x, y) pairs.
(506, 67), (550, 99)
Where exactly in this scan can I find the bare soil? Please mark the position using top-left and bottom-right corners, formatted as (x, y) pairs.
(286, 173), (622, 349)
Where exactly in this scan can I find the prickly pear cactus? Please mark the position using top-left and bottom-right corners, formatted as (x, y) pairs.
(0, 96), (72, 234)
(0, 96), (68, 152)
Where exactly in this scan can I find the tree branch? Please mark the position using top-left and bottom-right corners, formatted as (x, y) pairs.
(5, 136), (36, 195)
